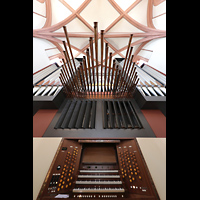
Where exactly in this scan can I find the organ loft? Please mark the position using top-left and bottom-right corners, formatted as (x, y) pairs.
(33, 1), (166, 198)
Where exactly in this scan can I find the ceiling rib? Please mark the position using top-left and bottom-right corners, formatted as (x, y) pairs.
(33, 0), (166, 62)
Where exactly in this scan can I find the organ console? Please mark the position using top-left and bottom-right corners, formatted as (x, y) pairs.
(36, 139), (160, 199)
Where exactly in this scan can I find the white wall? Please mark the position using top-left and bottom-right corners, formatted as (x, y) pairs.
(136, 0), (166, 74)
(144, 38), (166, 74)
(137, 38), (166, 74)
(33, 38), (54, 73)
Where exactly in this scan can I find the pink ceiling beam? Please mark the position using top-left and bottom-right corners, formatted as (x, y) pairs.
(37, 31), (162, 38)
(132, 41), (149, 62)
(59, 0), (94, 32)
(43, 0), (52, 28)
(104, 38), (125, 58)
(33, 0), (166, 63)
(112, 34), (165, 57)
(153, 0), (165, 6)
(33, 0), (93, 60)
(33, 0), (92, 33)
(105, 0), (141, 33)
(108, 0), (165, 34)
(147, 0), (156, 29)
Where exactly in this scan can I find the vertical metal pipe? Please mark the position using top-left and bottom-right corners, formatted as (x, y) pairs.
(59, 74), (69, 95)
(63, 26), (76, 72)
(94, 22), (99, 92)
(60, 65), (70, 92)
(124, 62), (135, 95)
(110, 59), (116, 91)
(127, 65), (136, 91)
(104, 43), (109, 93)
(62, 58), (75, 94)
(77, 68), (84, 92)
(122, 34), (133, 75)
(63, 49), (80, 93)
(113, 65), (119, 94)
(62, 49), (73, 77)
(115, 69), (121, 95)
(122, 54), (134, 95)
(74, 68), (80, 96)
(83, 56), (89, 91)
(80, 62), (86, 92)
(107, 52), (112, 92)
(89, 37), (95, 92)
(62, 41), (74, 77)
(123, 47), (133, 77)
(100, 30), (104, 92)
(86, 48), (92, 91)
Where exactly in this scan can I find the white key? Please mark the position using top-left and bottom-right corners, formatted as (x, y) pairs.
(153, 87), (164, 96)
(79, 170), (118, 173)
(78, 175), (120, 178)
(34, 87), (46, 96)
(33, 87), (39, 95)
(148, 87), (157, 96)
(48, 86), (57, 96)
(73, 188), (124, 193)
(41, 86), (52, 96)
(159, 87), (166, 95)
(75, 180), (122, 184)
(142, 87), (151, 96)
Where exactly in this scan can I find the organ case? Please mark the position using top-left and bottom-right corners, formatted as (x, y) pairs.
(37, 139), (159, 199)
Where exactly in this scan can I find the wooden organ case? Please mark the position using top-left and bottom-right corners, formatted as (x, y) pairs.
(37, 139), (160, 199)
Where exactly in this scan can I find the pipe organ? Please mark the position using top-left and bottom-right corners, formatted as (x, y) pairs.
(34, 21), (165, 200)
(36, 139), (160, 200)
(34, 21), (165, 136)
(60, 22), (139, 99)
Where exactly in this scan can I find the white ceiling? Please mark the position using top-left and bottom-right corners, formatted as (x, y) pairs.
(33, 0), (166, 73)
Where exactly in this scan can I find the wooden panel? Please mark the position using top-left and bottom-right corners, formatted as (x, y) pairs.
(82, 146), (117, 164)
(33, 109), (58, 137)
(141, 109), (166, 137)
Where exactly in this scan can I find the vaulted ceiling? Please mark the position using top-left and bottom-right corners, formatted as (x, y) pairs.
(33, 0), (166, 71)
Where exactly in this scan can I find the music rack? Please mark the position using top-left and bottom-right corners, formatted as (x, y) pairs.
(36, 138), (160, 200)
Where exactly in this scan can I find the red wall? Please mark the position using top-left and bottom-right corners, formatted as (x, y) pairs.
(33, 109), (58, 137)
(33, 109), (166, 137)
(141, 109), (166, 137)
